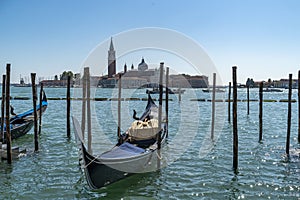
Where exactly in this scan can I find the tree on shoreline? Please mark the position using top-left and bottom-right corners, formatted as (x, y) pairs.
(60, 71), (74, 80)
(246, 78), (255, 87)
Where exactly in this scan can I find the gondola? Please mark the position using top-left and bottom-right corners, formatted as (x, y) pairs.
(73, 94), (167, 189)
(0, 91), (48, 142)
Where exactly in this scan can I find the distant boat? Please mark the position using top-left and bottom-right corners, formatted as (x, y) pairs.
(171, 88), (186, 94)
(146, 87), (185, 94)
(73, 94), (167, 189)
(202, 88), (225, 93)
(263, 88), (283, 92)
(12, 83), (32, 87)
(0, 91), (48, 142)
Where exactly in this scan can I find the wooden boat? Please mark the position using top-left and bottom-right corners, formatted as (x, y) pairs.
(263, 88), (283, 92)
(0, 91), (48, 142)
(73, 94), (167, 189)
(146, 87), (185, 94)
(202, 88), (225, 93)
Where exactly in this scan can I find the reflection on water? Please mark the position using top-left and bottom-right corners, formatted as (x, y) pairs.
(0, 87), (299, 199)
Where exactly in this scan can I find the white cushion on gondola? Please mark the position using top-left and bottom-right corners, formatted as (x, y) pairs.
(128, 119), (159, 140)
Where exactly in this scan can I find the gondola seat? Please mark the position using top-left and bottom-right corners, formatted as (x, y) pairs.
(128, 119), (159, 141)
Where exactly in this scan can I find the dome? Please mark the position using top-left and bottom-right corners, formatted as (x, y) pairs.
(138, 58), (148, 71)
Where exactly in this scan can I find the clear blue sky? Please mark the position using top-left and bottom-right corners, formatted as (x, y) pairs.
(0, 0), (300, 84)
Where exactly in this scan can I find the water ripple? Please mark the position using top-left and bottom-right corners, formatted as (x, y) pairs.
(0, 88), (299, 199)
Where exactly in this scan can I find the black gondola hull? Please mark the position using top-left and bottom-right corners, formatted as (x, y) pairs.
(81, 143), (132, 189)
(11, 120), (34, 140)
(80, 141), (160, 189)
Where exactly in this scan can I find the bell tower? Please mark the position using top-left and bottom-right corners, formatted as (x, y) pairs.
(108, 37), (116, 78)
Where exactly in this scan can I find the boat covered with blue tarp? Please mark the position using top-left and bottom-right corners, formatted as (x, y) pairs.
(1, 91), (48, 142)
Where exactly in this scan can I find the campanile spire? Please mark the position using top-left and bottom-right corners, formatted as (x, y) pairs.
(108, 37), (116, 78)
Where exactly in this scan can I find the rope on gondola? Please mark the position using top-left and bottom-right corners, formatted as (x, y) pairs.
(82, 154), (102, 169)
(156, 151), (162, 160)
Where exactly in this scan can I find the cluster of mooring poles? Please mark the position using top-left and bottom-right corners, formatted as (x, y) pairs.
(0, 64), (44, 164)
(226, 66), (300, 173)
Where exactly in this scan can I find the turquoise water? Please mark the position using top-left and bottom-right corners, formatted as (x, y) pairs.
(0, 87), (299, 199)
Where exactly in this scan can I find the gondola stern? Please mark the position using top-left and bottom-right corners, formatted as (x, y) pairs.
(72, 116), (98, 188)
(72, 116), (84, 144)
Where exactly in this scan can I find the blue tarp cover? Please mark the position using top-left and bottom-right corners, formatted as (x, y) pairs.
(100, 142), (145, 159)
(11, 101), (48, 120)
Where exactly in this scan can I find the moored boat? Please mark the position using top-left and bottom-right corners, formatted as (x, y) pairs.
(263, 88), (283, 92)
(73, 94), (166, 189)
(146, 87), (185, 94)
(202, 88), (225, 93)
(0, 91), (48, 142)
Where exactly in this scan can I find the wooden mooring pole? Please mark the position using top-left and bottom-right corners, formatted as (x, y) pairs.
(259, 82), (263, 142)
(298, 70), (300, 144)
(81, 69), (87, 139)
(228, 82), (231, 123)
(247, 85), (250, 115)
(286, 74), (292, 156)
(232, 66), (238, 172)
(165, 67), (169, 138)
(1, 75), (6, 142)
(178, 88), (182, 102)
(157, 62), (164, 169)
(38, 82), (43, 135)
(211, 73), (216, 140)
(66, 75), (71, 138)
(5, 64), (12, 163)
(86, 68), (92, 153)
(31, 73), (38, 152)
(117, 73), (122, 143)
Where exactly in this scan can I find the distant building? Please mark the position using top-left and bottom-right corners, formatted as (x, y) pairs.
(273, 79), (298, 88)
(98, 76), (117, 88)
(169, 74), (189, 88)
(138, 58), (148, 71)
(99, 58), (160, 88)
(20, 77), (25, 85)
(98, 38), (209, 88)
(122, 58), (160, 87)
(40, 80), (70, 87)
(169, 74), (208, 88)
(124, 63), (127, 73)
(122, 77), (148, 88)
(186, 75), (209, 88)
(74, 73), (81, 86)
(245, 78), (299, 89)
